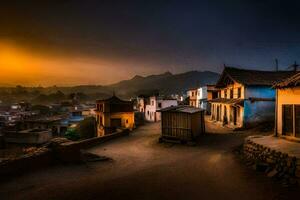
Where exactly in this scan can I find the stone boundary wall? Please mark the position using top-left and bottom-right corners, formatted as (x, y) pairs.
(0, 129), (129, 179)
(0, 148), (53, 180)
(53, 129), (129, 162)
(243, 137), (300, 185)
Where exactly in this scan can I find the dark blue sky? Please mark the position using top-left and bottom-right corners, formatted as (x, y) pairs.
(1, 0), (300, 85)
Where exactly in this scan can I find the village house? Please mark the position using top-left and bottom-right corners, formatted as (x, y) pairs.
(21, 115), (69, 136)
(206, 85), (219, 114)
(95, 95), (134, 137)
(136, 95), (150, 113)
(187, 88), (198, 107)
(210, 67), (296, 129)
(145, 96), (178, 122)
(196, 86), (208, 110)
(273, 72), (300, 140)
(187, 85), (219, 114)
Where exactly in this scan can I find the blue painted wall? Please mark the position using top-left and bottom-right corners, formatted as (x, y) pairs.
(243, 86), (276, 127)
(244, 86), (275, 99)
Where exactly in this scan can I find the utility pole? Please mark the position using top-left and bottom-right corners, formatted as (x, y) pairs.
(292, 61), (299, 71)
(275, 59), (279, 71)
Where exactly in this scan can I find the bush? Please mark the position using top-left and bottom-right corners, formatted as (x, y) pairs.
(65, 127), (80, 141)
(76, 117), (96, 139)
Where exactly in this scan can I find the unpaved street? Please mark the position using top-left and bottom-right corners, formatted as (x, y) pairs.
(0, 122), (299, 200)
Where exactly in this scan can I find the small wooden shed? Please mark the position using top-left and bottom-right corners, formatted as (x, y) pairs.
(159, 105), (205, 142)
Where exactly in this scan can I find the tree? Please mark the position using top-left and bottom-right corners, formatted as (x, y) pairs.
(76, 117), (96, 139)
(65, 127), (80, 141)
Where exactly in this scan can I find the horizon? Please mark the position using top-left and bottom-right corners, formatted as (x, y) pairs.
(0, 69), (219, 88)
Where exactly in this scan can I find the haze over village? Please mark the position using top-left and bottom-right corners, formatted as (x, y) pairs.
(1, 1), (300, 200)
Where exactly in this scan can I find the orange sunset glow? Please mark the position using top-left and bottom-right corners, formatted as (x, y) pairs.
(0, 41), (158, 86)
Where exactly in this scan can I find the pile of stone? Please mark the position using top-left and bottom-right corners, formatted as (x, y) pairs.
(243, 137), (300, 186)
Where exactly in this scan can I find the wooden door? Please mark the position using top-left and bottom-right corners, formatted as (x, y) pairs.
(233, 107), (237, 125)
(111, 118), (122, 128)
(283, 105), (293, 136)
(295, 105), (300, 138)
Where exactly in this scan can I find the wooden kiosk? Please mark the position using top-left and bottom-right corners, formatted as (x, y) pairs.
(159, 105), (205, 142)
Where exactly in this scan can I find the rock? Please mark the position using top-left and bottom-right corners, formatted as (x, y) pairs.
(267, 169), (278, 178)
(295, 169), (300, 178)
(288, 178), (298, 186)
(266, 158), (275, 164)
(255, 162), (269, 172)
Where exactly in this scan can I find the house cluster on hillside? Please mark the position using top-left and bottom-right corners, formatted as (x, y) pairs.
(0, 100), (96, 144)
(94, 65), (300, 143)
(1, 65), (299, 146)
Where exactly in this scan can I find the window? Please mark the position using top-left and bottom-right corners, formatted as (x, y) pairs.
(99, 104), (103, 112)
(283, 105), (293, 136)
(237, 88), (241, 98)
(158, 103), (162, 108)
(126, 119), (128, 124)
(100, 116), (103, 126)
(230, 89), (233, 99)
(151, 101), (154, 106)
(295, 105), (300, 138)
(224, 89), (227, 98)
(282, 104), (300, 138)
(192, 92), (194, 97)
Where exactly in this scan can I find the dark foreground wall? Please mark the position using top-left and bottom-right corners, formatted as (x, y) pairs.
(0, 129), (129, 180)
(0, 148), (53, 180)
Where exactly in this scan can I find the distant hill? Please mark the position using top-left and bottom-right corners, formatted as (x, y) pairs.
(0, 71), (219, 104)
(107, 71), (220, 97)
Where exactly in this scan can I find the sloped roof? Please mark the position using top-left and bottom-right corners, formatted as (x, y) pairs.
(273, 72), (300, 88)
(158, 105), (203, 113)
(96, 95), (131, 104)
(209, 98), (244, 106)
(216, 67), (297, 88)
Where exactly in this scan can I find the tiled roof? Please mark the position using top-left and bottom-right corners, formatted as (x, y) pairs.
(216, 67), (297, 87)
(209, 98), (244, 106)
(96, 95), (131, 104)
(273, 71), (300, 88)
(158, 105), (203, 113)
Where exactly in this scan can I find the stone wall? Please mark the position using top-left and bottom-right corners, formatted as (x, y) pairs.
(0, 147), (53, 180)
(52, 129), (129, 162)
(243, 137), (300, 185)
(0, 129), (129, 179)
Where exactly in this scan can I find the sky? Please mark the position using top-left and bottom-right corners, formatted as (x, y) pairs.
(1, 0), (300, 86)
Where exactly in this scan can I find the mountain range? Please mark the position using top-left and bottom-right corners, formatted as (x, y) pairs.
(0, 71), (220, 104)
(108, 71), (220, 97)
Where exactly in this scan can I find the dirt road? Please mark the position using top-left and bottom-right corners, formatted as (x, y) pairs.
(0, 122), (299, 200)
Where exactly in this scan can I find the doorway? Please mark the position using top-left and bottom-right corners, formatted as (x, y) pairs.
(233, 107), (237, 125)
(111, 118), (122, 129)
(283, 105), (293, 136)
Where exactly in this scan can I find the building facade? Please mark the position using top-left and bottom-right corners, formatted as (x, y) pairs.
(145, 96), (178, 122)
(206, 85), (219, 114)
(95, 95), (134, 137)
(196, 86), (208, 110)
(187, 88), (198, 107)
(210, 67), (296, 129)
(274, 72), (300, 140)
